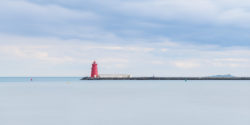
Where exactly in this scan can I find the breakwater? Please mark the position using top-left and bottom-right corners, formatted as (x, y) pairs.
(81, 77), (250, 80)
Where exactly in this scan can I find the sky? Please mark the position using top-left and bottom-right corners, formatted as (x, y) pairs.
(1, 0), (250, 76)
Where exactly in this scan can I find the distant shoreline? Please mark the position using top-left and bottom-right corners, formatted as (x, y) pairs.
(81, 77), (250, 80)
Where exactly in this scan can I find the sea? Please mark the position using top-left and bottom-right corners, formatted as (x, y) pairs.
(0, 77), (249, 125)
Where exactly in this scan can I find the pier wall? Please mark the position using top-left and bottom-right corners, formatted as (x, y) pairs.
(81, 77), (250, 80)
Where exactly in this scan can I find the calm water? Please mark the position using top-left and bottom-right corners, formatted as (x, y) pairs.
(0, 77), (249, 125)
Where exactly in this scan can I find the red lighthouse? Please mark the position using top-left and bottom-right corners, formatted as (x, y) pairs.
(91, 61), (98, 78)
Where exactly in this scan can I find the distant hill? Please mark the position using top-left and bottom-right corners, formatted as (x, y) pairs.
(209, 74), (235, 78)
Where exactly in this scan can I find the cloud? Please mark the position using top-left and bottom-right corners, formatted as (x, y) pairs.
(1, 0), (250, 46)
(0, 0), (97, 21)
(0, 0), (250, 76)
(211, 58), (250, 68)
(217, 9), (250, 26)
(119, 0), (250, 26)
(116, 0), (218, 23)
(172, 60), (201, 69)
(0, 0), (100, 40)
(0, 34), (250, 76)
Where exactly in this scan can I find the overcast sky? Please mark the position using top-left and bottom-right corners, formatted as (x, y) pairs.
(1, 0), (250, 76)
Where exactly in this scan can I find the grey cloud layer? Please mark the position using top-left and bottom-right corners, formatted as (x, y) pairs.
(24, 0), (250, 25)
(1, 0), (250, 45)
(1, 0), (250, 76)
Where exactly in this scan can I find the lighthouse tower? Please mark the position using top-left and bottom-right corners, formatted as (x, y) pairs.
(91, 61), (98, 78)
